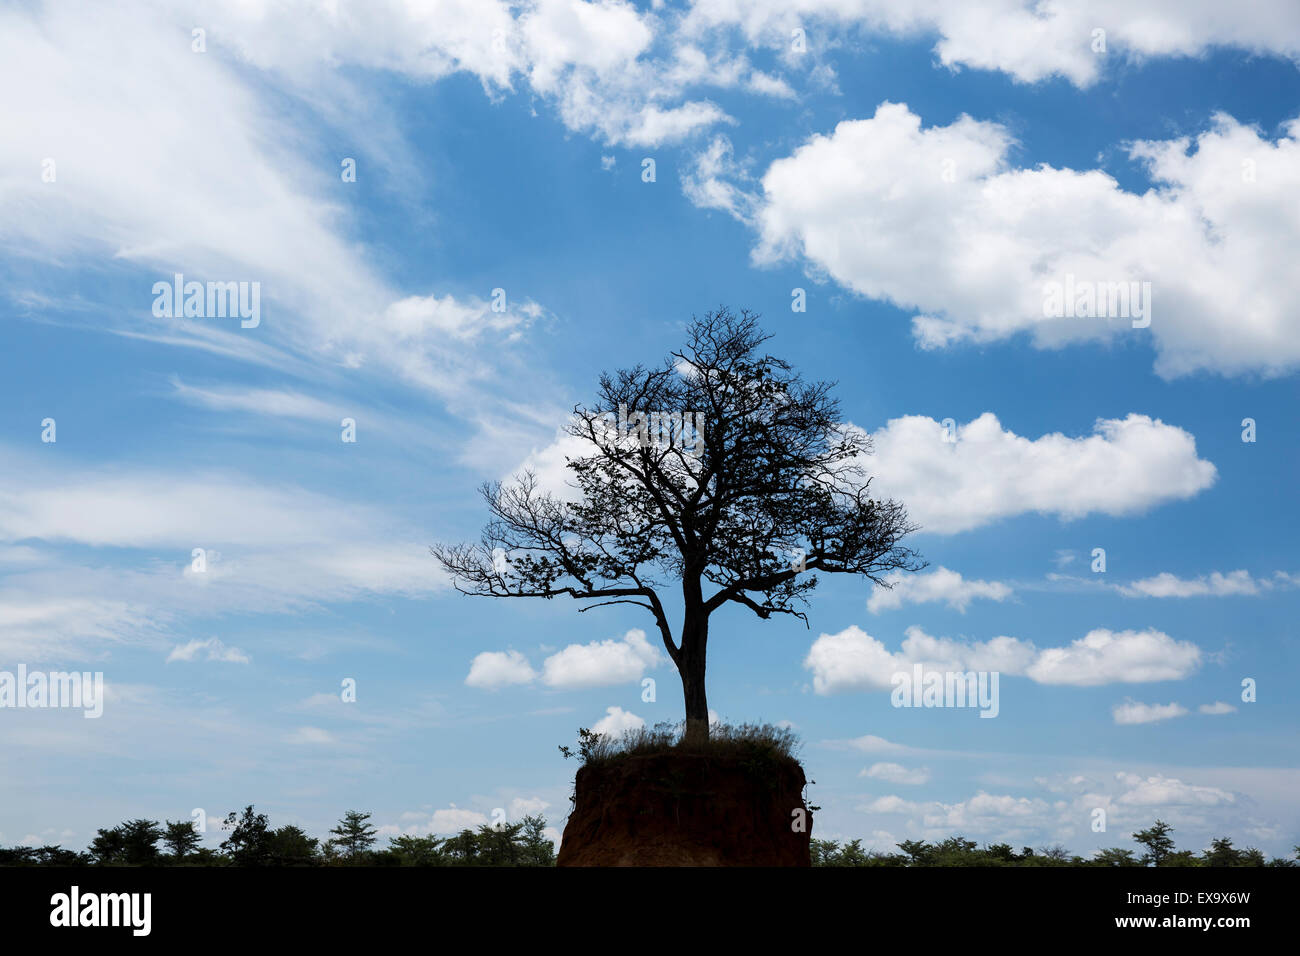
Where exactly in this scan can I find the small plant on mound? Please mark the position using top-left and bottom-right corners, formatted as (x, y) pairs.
(559, 720), (801, 769)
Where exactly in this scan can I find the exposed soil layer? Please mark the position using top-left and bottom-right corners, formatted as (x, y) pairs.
(557, 750), (812, 866)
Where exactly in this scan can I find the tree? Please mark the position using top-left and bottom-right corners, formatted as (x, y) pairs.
(441, 829), (480, 865)
(518, 815), (555, 866)
(475, 821), (525, 866)
(329, 810), (378, 862)
(1203, 836), (1242, 867)
(1093, 847), (1140, 867)
(389, 834), (445, 867)
(89, 827), (126, 865)
(90, 819), (162, 865)
(433, 309), (924, 741)
(268, 825), (319, 866)
(1133, 819), (1177, 866)
(163, 820), (201, 861)
(220, 806), (273, 866)
(897, 839), (933, 865)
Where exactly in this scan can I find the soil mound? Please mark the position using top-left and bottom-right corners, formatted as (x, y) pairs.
(557, 749), (812, 866)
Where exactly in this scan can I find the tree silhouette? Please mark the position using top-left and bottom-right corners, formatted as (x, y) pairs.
(221, 805), (273, 866)
(1133, 819), (1176, 866)
(90, 819), (162, 865)
(328, 810), (378, 861)
(433, 308), (924, 741)
(269, 825), (320, 866)
(162, 820), (201, 860)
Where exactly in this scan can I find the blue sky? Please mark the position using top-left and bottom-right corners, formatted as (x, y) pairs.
(1, 0), (1298, 857)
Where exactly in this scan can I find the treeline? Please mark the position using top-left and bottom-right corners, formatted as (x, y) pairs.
(0, 807), (556, 867)
(812, 820), (1300, 866)
(7, 811), (1294, 867)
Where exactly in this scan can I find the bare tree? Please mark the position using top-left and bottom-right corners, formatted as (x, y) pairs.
(433, 308), (924, 742)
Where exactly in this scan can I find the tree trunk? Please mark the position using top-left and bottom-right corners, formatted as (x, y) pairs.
(679, 614), (709, 743)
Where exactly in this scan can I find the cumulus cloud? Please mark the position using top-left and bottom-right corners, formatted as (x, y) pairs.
(464, 629), (663, 690)
(867, 566), (1012, 613)
(861, 795), (918, 814)
(1112, 700), (1188, 725)
(854, 768), (1257, 848)
(540, 628), (663, 689)
(465, 650), (538, 689)
(863, 413), (1215, 534)
(747, 102), (1300, 378)
(178, 0), (754, 148)
(805, 624), (1037, 694)
(1115, 772), (1235, 808)
(1199, 702), (1237, 716)
(806, 624), (1200, 694)
(591, 705), (646, 737)
(1119, 569), (1297, 598)
(682, 0), (1300, 88)
(1026, 629), (1202, 686)
(516, 410), (1216, 537)
(859, 790), (1049, 829)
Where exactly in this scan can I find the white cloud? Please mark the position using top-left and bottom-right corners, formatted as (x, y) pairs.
(591, 705), (645, 737)
(166, 637), (250, 664)
(923, 792), (1047, 829)
(0, 0), (560, 447)
(465, 650), (538, 689)
(509, 796), (550, 819)
(0, 595), (165, 661)
(864, 413), (1216, 534)
(681, 0), (1300, 87)
(517, 410), (1216, 537)
(861, 795), (917, 814)
(1112, 700), (1188, 725)
(1199, 702), (1237, 716)
(463, 629), (664, 691)
(429, 807), (490, 834)
(682, 134), (756, 218)
(862, 762), (931, 785)
(806, 624), (1200, 694)
(832, 734), (908, 754)
(1114, 772), (1235, 808)
(1119, 569), (1295, 598)
(541, 628), (663, 689)
(1026, 629), (1202, 686)
(805, 624), (1037, 694)
(0, 451), (447, 659)
(169, 380), (342, 422)
(867, 566), (1012, 613)
(748, 102), (1300, 378)
(184, 0), (742, 148)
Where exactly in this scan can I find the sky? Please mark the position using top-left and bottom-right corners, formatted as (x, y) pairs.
(1, 0), (1298, 858)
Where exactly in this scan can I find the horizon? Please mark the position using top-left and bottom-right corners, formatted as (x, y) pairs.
(1, 0), (1298, 862)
